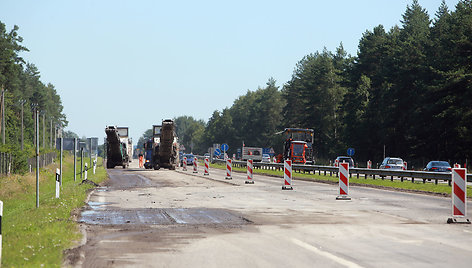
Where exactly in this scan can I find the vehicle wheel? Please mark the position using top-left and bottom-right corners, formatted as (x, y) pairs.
(154, 164), (160, 170)
(170, 164), (176, 170)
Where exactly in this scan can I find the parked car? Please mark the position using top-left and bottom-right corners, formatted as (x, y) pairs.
(180, 154), (195, 166)
(379, 157), (404, 170)
(262, 154), (271, 163)
(424, 161), (452, 172)
(334, 156), (354, 167)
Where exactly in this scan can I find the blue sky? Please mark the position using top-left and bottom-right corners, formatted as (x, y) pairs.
(0, 0), (459, 143)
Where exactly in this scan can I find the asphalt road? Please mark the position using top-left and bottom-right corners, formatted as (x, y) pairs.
(70, 161), (472, 267)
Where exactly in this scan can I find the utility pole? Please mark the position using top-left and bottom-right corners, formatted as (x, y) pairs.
(42, 112), (45, 148)
(35, 106), (39, 208)
(20, 99), (25, 150)
(1, 85), (5, 145)
(50, 119), (52, 148)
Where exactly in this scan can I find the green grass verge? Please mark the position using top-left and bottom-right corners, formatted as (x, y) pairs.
(0, 155), (107, 267)
(209, 161), (472, 198)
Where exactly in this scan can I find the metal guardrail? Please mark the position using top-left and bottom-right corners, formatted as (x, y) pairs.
(202, 157), (472, 184)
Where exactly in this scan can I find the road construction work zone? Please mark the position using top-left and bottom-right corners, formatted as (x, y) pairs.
(70, 161), (472, 268)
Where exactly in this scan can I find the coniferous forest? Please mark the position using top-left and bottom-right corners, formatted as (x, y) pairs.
(169, 1), (472, 168)
(0, 21), (67, 173)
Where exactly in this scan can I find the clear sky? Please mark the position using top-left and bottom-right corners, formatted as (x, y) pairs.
(0, 0), (459, 144)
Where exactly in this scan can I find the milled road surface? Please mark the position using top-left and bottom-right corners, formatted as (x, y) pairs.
(70, 161), (472, 267)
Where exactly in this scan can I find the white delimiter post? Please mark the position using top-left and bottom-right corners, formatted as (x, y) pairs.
(1, 200), (3, 263)
(55, 168), (61, 198)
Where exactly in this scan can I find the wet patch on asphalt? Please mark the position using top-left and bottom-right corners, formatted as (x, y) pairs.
(80, 207), (252, 225)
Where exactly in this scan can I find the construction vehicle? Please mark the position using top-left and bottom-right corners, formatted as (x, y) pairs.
(151, 119), (179, 170)
(143, 138), (153, 169)
(105, 126), (131, 168)
(277, 128), (314, 164)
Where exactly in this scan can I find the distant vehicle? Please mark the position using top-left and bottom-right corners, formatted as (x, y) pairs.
(424, 161), (452, 172)
(379, 157), (404, 170)
(242, 147), (263, 162)
(335, 156), (354, 167)
(180, 154), (195, 166)
(204, 153), (210, 158)
(262, 154), (271, 163)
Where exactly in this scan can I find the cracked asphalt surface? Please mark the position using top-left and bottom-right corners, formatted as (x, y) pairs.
(67, 160), (472, 267)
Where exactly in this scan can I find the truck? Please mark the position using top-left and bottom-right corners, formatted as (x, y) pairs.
(151, 119), (179, 170)
(143, 138), (153, 169)
(242, 146), (263, 162)
(278, 128), (314, 164)
(105, 126), (131, 168)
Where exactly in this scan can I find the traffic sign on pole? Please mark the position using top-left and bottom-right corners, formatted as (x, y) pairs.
(221, 143), (229, 152)
(214, 148), (221, 156)
(347, 148), (355, 156)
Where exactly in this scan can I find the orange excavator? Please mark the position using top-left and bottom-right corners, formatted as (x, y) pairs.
(277, 128), (314, 164)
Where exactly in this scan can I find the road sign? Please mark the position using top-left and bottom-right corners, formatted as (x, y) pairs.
(347, 148), (355, 156)
(221, 143), (229, 152)
(214, 148), (221, 156)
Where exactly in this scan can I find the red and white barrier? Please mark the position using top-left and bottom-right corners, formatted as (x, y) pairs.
(193, 158), (198, 173)
(246, 159), (254, 184)
(204, 157), (210, 175)
(448, 168), (470, 224)
(183, 157), (187, 171)
(282, 160), (293, 190)
(336, 162), (351, 200)
(403, 161), (407, 170)
(367, 160), (372, 169)
(225, 159), (232, 179)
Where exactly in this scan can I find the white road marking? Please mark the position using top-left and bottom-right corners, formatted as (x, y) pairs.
(291, 238), (364, 268)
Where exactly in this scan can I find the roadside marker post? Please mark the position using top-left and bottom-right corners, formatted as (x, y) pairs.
(335, 159), (339, 167)
(246, 159), (254, 184)
(447, 168), (470, 224)
(1, 200), (3, 263)
(403, 161), (408, 170)
(93, 159), (97, 174)
(84, 163), (88, 181)
(336, 162), (351, 200)
(55, 168), (60, 199)
(282, 160), (293, 190)
(183, 157), (187, 171)
(204, 157), (209, 175)
(225, 159), (232, 180)
(367, 160), (372, 169)
(193, 157), (198, 173)
(454, 163), (461, 168)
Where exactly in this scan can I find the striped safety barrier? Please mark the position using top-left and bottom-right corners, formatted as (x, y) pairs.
(193, 157), (198, 173)
(336, 162), (351, 200)
(204, 157), (210, 175)
(183, 157), (187, 171)
(448, 168), (470, 224)
(246, 159), (254, 184)
(226, 159), (232, 180)
(282, 160), (293, 190)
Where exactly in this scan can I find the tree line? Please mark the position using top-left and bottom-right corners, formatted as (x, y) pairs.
(141, 0), (471, 168)
(0, 21), (67, 173)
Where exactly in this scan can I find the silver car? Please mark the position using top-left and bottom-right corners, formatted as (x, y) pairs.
(379, 157), (404, 170)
